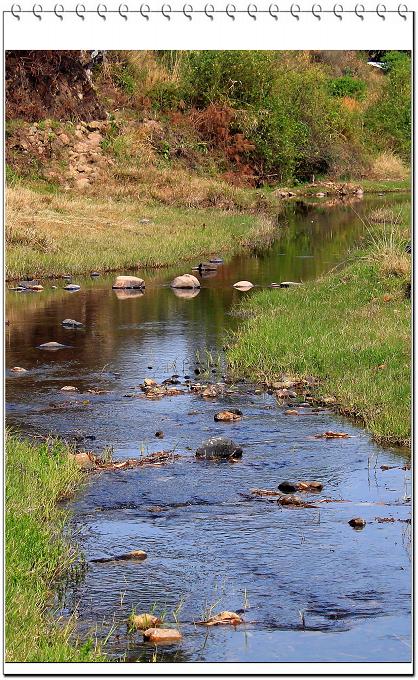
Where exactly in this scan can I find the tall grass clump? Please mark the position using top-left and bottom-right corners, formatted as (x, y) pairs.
(228, 204), (411, 447)
(6, 433), (105, 662)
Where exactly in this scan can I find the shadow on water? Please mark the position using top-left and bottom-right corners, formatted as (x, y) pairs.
(6, 195), (411, 663)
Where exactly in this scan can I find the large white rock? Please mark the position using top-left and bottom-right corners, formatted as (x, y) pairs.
(170, 274), (200, 289)
(233, 280), (254, 291)
(112, 276), (145, 289)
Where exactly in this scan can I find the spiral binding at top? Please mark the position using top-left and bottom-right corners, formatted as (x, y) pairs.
(7, 3), (411, 21)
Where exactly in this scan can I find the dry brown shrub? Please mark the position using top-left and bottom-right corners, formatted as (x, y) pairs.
(370, 152), (409, 180)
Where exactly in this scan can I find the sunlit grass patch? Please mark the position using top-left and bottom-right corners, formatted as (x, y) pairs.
(5, 433), (106, 662)
(228, 204), (411, 446)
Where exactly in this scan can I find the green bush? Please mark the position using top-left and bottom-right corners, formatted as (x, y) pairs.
(329, 75), (366, 100)
(365, 51), (411, 159)
(185, 50), (275, 108)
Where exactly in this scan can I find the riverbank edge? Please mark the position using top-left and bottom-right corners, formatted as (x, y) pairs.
(276, 178), (410, 198)
(5, 432), (106, 662)
(5, 180), (409, 281)
(227, 225), (411, 449)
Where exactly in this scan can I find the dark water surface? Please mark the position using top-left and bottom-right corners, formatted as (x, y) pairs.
(6, 196), (411, 663)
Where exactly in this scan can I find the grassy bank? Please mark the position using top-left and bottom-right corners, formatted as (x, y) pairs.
(6, 433), (105, 662)
(283, 177), (410, 197)
(6, 184), (276, 280)
(228, 204), (411, 447)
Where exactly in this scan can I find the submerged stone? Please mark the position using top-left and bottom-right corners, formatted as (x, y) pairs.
(196, 436), (243, 461)
(198, 611), (243, 626)
(278, 480), (323, 493)
(214, 410), (242, 422)
(349, 517), (366, 529)
(64, 284), (81, 291)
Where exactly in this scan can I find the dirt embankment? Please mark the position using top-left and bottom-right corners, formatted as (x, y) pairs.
(6, 51), (106, 122)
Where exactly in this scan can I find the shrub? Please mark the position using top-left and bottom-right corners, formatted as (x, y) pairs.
(365, 51), (411, 159)
(329, 75), (366, 100)
(185, 50), (275, 108)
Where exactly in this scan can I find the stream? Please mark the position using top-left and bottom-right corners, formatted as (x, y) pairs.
(6, 195), (411, 663)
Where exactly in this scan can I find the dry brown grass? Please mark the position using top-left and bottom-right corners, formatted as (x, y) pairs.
(370, 152), (409, 180)
(368, 207), (396, 224)
(364, 206), (411, 280)
(6, 184), (276, 279)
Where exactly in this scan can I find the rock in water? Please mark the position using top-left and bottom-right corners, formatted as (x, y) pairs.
(62, 318), (84, 328)
(129, 613), (161, 631)
(209, 257), (224, 264)
(38, 342), (68, 350)
(10, 366), (27, 373)
(280, 281), (302, 288)
(278, 481), (298, 493)
(214, 410), (242, 422)
(91, 549), (147, 563)
(143, 628), (182, 644)
(192, 262), (218, 271)
(143, 378), (157, 387)
(170, 274), (200, 289)
(277, 494), (304, 506)
(278, 480), (323, 493)
(198, 611), (243, 626)
(348, 517), (366, 529)
(61, 385), (78, 392)
(296, 481), (323, 492)
(64, 284), (81, 291)
(196, 436), (243, 461)
(233, 281), (254, 290)
(17, 280), (42, 290)
(112, 276), (145, 289)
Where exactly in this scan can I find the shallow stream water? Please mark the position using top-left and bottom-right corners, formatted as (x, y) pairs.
(6, 195), (411, 663)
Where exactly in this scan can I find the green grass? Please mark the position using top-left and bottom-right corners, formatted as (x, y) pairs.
(283, 178), (411, 196)
(6, 185), (275, 279)
(228, 205), (411, 447)
(356, 178), (411, 192)
(6, 433), (106, 662)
